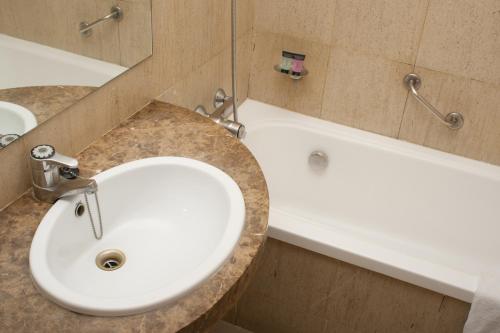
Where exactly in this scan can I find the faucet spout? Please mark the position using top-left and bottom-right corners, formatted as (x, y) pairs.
(56, 178), (98, 198)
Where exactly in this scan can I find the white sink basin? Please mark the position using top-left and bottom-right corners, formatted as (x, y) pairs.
(0, 101), (37, 135)
(29, 157), (245, 316)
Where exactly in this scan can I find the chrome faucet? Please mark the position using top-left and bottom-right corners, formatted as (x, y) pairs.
(194, 89), (246, 139)
(30, 145), (97, 203)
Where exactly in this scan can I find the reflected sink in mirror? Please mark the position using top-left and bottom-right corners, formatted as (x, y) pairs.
(29, 157), (246, 316)
(0, 101), (37, 147)
(0, 0), (153, 150)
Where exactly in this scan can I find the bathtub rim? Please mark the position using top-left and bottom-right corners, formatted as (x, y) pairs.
(239, 100), (500, 182)
(268, 207), (475, 303)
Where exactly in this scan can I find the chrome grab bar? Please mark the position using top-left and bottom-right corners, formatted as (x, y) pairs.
(80, 6), (123, 37)
(403, 73), (464, 130)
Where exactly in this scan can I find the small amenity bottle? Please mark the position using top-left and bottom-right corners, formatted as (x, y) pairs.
(291, 53), (306, 77)
(280, 51), (294, 74)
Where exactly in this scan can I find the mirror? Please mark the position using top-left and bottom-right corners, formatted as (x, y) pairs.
(0, 0), (152, 149)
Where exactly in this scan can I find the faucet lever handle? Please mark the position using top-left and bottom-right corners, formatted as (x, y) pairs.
(30, 145), (79, 169)
(49, 152), (79, 169)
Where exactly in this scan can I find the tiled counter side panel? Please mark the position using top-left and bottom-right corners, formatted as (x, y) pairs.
(0, 101), (269, 333)
(230, 238), (470, 333)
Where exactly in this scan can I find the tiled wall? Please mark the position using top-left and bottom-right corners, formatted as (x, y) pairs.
(0, 0), (254, 210)
(249, 0), (500, 166)
(0, 0), (153, 67)
(228, 239), (470, 333)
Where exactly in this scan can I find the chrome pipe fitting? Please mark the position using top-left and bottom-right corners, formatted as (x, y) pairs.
(194, 90), (246, 139)
(217, 119), (246, 139)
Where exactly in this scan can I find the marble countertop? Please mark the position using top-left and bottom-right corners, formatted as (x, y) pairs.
(0, 85), (96, 125)
(0, 101), (269, 333)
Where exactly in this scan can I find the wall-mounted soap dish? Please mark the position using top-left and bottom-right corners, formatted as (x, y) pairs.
(273, 65), (309, 80)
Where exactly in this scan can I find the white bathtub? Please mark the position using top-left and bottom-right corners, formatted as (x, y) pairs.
(0, 33), (126, 89)
(238, 99), (500, 303)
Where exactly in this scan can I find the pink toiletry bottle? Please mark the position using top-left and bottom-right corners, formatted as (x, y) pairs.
(291, 53), (306, 77)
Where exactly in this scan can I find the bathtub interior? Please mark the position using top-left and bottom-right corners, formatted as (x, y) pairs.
(0, 33), (127, 89)
(238, 99), (500, 302)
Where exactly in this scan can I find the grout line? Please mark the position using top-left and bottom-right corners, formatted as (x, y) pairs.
(318, 45), (333, 120)
(247, 28), (257, 99)
(413, 0), (432, 67)
(398, 0), (432, 139)
(397, 87), (411, 139)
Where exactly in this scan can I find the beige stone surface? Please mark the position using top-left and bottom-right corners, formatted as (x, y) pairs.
(321, 47), (412, 137)
(0, 139), (30, 209)
(159, 31), (253, 112)
(0, 0), (152, 67)
(117, 0), (154, 67)
(399, 67), (500, 165)
(67, 84), (121, 153)
(332, 0), (429, 63)
(231, 239), (470, 333)
(0, 102), (269, 333)
(417, 0), (500, 85)
(254, 0), (336, 44)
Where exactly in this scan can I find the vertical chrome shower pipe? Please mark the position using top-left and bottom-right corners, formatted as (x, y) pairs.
(231, 0), (239, 122)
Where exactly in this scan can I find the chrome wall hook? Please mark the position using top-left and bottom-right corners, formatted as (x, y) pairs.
(403, 73), (464, 130)
(80, 6), (123, 37)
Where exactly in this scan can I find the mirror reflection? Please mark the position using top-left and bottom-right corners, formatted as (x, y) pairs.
(0, 0), (152, 149)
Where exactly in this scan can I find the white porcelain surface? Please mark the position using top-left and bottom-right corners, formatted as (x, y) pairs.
(30, 157), (245, 316)
(0, 101), (37, 135)
(0, 33), (126, 89)
(239, 99), (500, 302)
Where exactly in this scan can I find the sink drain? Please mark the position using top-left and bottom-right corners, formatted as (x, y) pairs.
(96, 249), (126, 271)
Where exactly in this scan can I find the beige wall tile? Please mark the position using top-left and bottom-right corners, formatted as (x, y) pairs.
(222, 31), (253, 107)
(94, 0), (122, 65)
(417, 0), (500, 85)
(0, 0), (151, 67)
(117, 0), (153, 67)
(0, 1), (18, 36)
(235, 0), (255, 37)
(321, 47), (412, 137)
(254, 0), (336, 44)
(68, 86), (121, 153)
(151, 0), (230, 86)
(159, 32), (253, 112)
(158, 56), (224, 113)
(331, 0), (429, 64)
(22, 110), (73, 157)
(116, 57), (155, 121)
(399, 67), (500, 165)
(248, 31), (330, 118)
(0, 139), (30, 210)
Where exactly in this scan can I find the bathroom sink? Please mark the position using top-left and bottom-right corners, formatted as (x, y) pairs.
(29, 157), (245, 316)
(0, 101), (37, 135)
